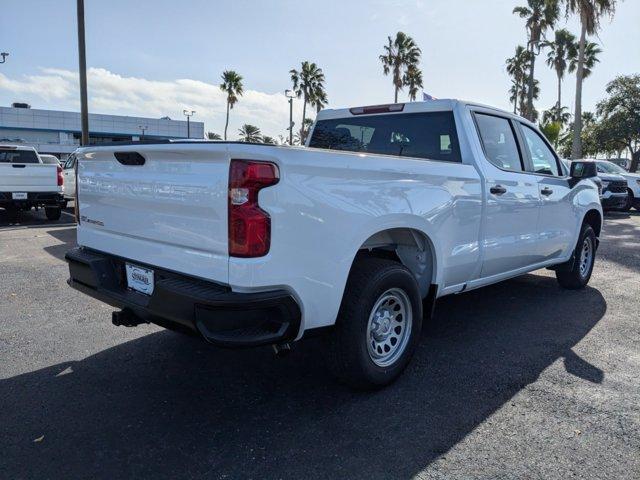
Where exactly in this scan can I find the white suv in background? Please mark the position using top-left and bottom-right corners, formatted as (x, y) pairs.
(596, 160), (640, 211)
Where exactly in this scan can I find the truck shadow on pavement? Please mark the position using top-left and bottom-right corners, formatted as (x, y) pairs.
(42, 226), (77, 261)
(1, 273), (606, 479)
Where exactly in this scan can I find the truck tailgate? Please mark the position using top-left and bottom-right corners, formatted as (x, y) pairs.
(0, 163), (59, 191)
(76, 145), (230, 284)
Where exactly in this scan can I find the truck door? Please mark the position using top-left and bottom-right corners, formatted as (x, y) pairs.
(518, 123), (576, 262)
(473, 112), (543, 278)
(63, 154), (76, 198)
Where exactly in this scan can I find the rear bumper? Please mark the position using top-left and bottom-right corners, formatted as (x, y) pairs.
(65, 247), (301, 347)
(0, 191), (65, 208)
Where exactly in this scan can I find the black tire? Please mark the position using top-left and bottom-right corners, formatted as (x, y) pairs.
(325, 257), (423, 389)
(621, 189), (634, 212)
(45, 207), (62, 221)
(556, 224), (596, 289)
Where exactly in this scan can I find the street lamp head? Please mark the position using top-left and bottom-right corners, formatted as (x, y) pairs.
(0, 52), (8, 64)
(183, 109), (195, 116)
(285, 89), (295, 99)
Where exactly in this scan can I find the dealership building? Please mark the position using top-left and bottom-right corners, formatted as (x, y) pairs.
(0, 104), (205, 161)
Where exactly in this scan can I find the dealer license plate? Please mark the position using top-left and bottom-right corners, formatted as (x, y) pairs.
(125, 263), (154, 295)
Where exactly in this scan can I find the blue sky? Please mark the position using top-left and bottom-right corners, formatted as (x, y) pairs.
(1, 0), (638, 138)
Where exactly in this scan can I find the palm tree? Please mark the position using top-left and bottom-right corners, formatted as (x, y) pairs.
(506, 45), (531, 114)
(542, 106), (572, 147)
(219, 70), (244, 140)
(520, 79), (541, 121)
(542, 28), (577, 121)
(582, 111), (596, 127)
(206, 131), (222, 140)
(513, 0), (559, 121)
(543, 104), (571, 126)
(293, 119), (315, 145)
(559, 0), (618, 159)
(262, 135), (276, 144)
(379, 32), (422, 103)
(406, 65), (424, 101)
(290, 61), (326, 142)
(310, 87), (328, 113)
(238, 124), (261, 143)
(568, 41), (602, 79)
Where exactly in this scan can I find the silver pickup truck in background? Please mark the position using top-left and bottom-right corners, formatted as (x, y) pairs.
(0, 145), (65, 222)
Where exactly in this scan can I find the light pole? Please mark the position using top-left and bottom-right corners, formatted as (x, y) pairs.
(76, 0), (89, 146)
(138, 125), (148, 140)
(183, 110), (195, 139)
(285, 90), (295, 145)
(0, 52), (9, 64)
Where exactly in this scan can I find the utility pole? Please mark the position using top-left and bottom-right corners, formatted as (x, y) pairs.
(183, 110), (195, 139)
(76, 0), (89, 146)
(285, 90), (295, 145)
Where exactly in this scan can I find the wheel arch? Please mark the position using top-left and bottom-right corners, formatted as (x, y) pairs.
(354, 227), (438, 299)
(583, 209), (602, 239)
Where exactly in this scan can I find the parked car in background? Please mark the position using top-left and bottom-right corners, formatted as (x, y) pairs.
(564, 159), (628, 211)
(596, 160), (640, 211)
(66, 100), (603, 388)
(606, 158), (630, 171)
(40, 154), (62, 166)
(0, 145), (65, 222)
(62, 153), (76, 201)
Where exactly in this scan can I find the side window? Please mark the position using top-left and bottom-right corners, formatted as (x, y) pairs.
(521, 125), (560, 176)
(474, 113), (523, 172)
(64, 155), (76, 170)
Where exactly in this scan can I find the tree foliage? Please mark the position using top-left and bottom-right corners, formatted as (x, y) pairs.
(220, 70), (244, 140)
(594, 74), (640, 171)
(290, 61), (326, 143)
(379, 31), (423, 103)
(513, 0), (559, 120)
(238, 124), (262, 143)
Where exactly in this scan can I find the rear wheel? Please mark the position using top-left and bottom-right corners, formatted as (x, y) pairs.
(45, 207), (62, 221)
(556, 224), (596, 290)
(6, 207), (19, 224)
(325, 257), (422, 389)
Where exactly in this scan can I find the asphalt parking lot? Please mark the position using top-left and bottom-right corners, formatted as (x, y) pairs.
(1, 208), (639, 479)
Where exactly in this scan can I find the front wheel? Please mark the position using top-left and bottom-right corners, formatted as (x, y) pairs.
(325, 257), (423, 389)
(556, 224), (596, 289)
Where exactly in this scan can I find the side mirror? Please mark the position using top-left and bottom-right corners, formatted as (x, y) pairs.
(570, 161), (597, 179)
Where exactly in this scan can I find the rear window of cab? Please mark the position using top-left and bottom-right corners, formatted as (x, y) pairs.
(309, 111), (462, 163)
(0, 149), (40, 164)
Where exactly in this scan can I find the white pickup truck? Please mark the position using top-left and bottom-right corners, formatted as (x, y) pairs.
(0, 145), (65, 222)
(66, 100), (602, 388)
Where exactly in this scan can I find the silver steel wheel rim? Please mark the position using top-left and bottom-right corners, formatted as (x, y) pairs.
(579, 236), (593, 278)
(366, 288), (413, 368)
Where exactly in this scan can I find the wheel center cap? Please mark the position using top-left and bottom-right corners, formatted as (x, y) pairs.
(373, 311), (392, 339)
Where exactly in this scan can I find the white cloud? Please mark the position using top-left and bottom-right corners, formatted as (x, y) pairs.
(0, 67), (307, 140)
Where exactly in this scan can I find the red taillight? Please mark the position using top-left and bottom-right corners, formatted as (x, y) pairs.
(57, 165), (63, 186)
(228, 159), (279, 257)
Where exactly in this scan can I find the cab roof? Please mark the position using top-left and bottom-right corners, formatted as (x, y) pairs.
(316, 99), (533, 127)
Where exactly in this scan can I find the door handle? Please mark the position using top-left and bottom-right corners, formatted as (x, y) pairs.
(489, 185), (507, 195)
(541, 186), (553, 196)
